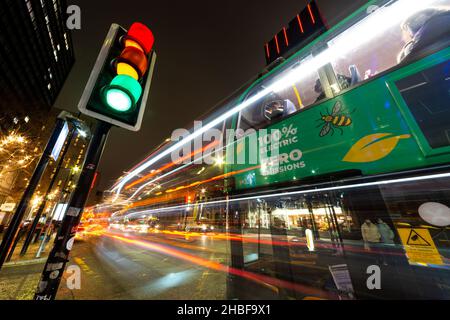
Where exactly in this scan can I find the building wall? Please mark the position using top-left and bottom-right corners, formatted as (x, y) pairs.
(0, 0), (76, 224)
(0, 0), (74, 118)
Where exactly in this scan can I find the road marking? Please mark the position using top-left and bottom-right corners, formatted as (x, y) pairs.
(73, 257), (95, 275)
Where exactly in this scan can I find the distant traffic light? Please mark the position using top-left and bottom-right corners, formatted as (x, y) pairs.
(78, 22), (156, 131)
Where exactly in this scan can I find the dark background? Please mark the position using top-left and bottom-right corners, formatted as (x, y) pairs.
(55, 0), (367, 190)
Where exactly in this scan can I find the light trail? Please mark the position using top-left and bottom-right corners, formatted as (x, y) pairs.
(110, 88), (271, 199)
(110, 229), (405, 257)
(125, 140), (220, 190)
(105, 233), (337, 299)
(164, 165), (261, 194)
(127, 140), (230, 201)
(124, 171), (450, 218)
(110, 0), (435, 200)
(126, 165), (260, 209)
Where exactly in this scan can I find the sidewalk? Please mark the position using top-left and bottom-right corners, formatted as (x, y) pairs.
(0, 261), (44, 300)
(0, 236), (52, 300)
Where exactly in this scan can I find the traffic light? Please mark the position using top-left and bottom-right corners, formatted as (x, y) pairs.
(78, 23), (156, 131)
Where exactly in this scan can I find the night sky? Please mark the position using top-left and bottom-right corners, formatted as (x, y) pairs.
(55, 0), (366, 191)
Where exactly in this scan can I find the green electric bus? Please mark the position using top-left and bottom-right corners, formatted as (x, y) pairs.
(109, 0), (450, 300)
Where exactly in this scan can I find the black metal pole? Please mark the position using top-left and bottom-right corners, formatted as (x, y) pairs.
(20, 127), (76, 256)
(35, 168), (76, 259)
(0, 117), (66, 270)
(5, 206), (33, 262)
(34, 120), (111, 300)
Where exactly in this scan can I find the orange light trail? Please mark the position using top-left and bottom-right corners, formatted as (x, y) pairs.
(165, 165), (261, 194)
(125, 140), (219, 190)
(129, 165), (260, 209)
(129, 189), (191, 209)
(123, 229), (405, 257)
(105, 233), (336, 299)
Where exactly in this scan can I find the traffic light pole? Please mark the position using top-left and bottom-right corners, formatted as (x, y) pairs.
(0, 116), (66, 270)
(34, 120), (111, 300)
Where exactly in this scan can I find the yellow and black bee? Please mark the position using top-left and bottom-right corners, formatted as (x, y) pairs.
(317, 101), (353, 137)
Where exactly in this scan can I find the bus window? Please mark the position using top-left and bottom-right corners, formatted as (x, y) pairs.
(238, 1), (450, 135)
(336, 176), (450, 300)
(238, 56), (322, 132)
(399, 8), (450, 64)
(329, 3), (450, 88)
(395, 59), (450, 149)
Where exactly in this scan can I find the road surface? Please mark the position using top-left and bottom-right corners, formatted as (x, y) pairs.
(56, 230), (229, 300)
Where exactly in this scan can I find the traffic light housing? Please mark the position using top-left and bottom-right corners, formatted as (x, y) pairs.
(78, 23), (156, 131)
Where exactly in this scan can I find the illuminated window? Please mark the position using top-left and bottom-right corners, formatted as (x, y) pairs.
(64, 33), (69, 50)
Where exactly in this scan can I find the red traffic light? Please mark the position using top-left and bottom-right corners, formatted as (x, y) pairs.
(125, 22), (154, 54)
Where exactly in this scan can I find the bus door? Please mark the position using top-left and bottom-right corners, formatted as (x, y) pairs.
(227, 199), (284, 300)
(227, 193), (354, 300)
(289, 193), (353, 299)
(338, 184), (426, 299)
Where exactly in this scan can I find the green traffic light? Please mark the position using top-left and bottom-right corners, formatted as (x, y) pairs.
(104, 75), (142, 112)
(106, 88), (132, 112)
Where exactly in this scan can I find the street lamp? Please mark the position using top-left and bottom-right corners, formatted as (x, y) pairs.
(72, 166), (81, 174)
(214, 156), (224, 167)
(77, 129), (88, 138)
(31, 196), (43, 207)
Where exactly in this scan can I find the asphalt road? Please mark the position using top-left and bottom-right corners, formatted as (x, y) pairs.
(3, 228), (442, 300)
(56, 231), (229, 300)
(55, 229), (341, 300)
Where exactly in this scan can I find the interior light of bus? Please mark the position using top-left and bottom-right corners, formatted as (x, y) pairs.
(296, 14), (304, 33)
(307, 4), (316, 24)
(274, 34), (280, 54)
(283, 27), (289, 46)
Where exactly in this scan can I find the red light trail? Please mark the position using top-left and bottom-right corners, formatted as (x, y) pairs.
(105, 232), (336, 299)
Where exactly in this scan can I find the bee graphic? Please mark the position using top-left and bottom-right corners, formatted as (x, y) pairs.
(317, 101), (354, 137)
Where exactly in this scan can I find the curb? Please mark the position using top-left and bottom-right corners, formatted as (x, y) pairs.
(3, 258), (47, 267)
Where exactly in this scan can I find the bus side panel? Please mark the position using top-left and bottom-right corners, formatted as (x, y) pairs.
(231, 58), (450, 190)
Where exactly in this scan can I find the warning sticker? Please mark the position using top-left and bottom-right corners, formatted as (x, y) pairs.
(397, 228), (444, 266)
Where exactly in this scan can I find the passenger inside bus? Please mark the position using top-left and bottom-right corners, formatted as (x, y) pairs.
(313, 74), (352, 103)
(240, 92), (297, 129)
(398, 8), (450, 63)
(314, 79), (326, 103)
(262, 94), (297, 121)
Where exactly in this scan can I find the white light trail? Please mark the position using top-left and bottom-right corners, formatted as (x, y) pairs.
(111, 0), (437, 200)
(120, 171), (450, 220)
(128, 143), (229, 200)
